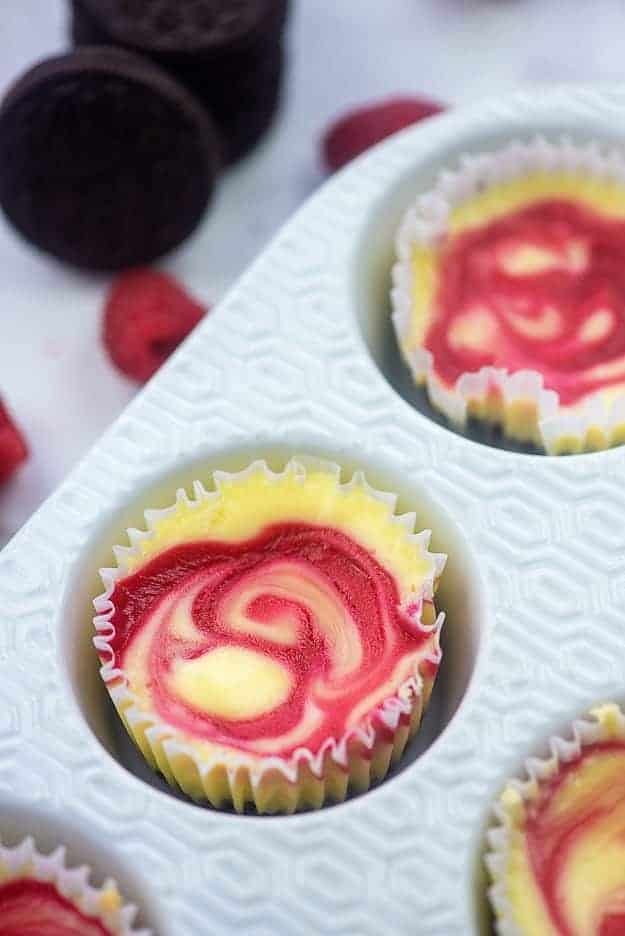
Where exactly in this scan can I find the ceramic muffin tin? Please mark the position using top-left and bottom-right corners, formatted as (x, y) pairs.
(3, 85), (625, 935)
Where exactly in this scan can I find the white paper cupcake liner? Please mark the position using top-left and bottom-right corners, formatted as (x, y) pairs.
(391, 136), (625, 453)
(0, 834), (149, 934)
(485, 703), (625, 935)
(93, 456), (446, 813)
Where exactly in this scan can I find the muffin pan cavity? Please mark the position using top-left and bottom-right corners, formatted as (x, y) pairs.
(352, 120), (625, 455)
(61, 441), (487, 812)
(3, 85), (625, 931)
(0, 796), (163, 934)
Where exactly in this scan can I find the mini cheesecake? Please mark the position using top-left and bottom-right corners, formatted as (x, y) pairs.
(94, 458), (446, 814)
(392, 138), (625, 453)
(0, 836), (147, 935)
(487, 704), (625, 935)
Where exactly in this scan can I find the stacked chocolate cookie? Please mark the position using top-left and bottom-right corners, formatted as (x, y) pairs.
(0, 2), (290, 270)
(70, 0), (289, 163)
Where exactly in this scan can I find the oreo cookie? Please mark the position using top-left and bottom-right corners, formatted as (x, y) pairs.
(158, 39), (285, 162)
(0, 47), (219, 270)
(69, 0), (290, 162)
(70, 0), (289, 59)
(70, 0), (106, 45)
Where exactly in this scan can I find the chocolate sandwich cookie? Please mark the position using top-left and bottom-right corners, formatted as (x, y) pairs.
(69, 0), (290, 162)
(69, 0), (107, 46)
(70, 0), (289, 59)
(0, 47), (219, 271)
(162, 39), (285, 162)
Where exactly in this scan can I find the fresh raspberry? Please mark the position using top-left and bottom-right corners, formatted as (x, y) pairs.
(0, 400), (28, 484)
(103, 269), (207, 383)
(322, 96), (445, 173)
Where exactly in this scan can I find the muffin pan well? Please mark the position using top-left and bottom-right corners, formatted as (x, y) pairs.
(63, 442), (486, 813)
(0, 795), (162, 933)
(3, 85), (625, 932)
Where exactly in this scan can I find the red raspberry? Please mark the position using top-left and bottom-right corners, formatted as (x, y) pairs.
(103, 269), (207, 383)
(0, 400), (28, 484)
(322, 96), (445, 173)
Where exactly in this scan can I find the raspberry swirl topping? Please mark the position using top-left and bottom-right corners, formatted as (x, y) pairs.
(0, 880), (111, 936)
(522, 741), (625, 936)
(95, 460), (445, 777)
(490, 706), (625, 936)
(108, 524), (439, 758)
(426, 198), (625, 407)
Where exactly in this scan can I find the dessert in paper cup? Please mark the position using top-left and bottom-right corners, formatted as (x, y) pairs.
(0, 835), (148, 934)
(392, 137), (625, 454)
(93, 457), (446, 814)
(486, 703), (625, 935)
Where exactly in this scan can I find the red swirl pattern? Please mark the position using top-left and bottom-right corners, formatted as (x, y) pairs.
(109, 522), (438, 758)
(0, 879), (111, 936)
(524, 741), (625, 936)
(426, 199), (625, 405)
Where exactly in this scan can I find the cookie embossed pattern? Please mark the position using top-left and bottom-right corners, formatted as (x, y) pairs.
(2, 85), (625, 934)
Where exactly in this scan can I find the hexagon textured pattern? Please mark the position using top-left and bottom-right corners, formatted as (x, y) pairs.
(3, 86), (625, 934)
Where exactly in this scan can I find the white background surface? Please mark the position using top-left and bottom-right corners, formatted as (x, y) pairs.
(1, 0), (625, 540)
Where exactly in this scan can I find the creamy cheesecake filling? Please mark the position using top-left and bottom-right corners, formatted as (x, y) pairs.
(412, 198), (625, 409)
(506, 741), (625, 936)
(0, 879), (112, 936)
(109, 522), (439, 759)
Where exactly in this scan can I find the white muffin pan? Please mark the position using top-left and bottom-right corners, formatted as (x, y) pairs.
(3, 85), (625, 934)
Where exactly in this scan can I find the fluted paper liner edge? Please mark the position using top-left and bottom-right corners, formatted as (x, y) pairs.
(0, 834), (150, 935)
